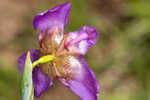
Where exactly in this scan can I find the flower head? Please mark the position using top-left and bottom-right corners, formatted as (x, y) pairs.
(18, 2), (99, 100)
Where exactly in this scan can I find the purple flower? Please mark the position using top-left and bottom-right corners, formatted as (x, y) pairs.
(18, 2), (99, 100)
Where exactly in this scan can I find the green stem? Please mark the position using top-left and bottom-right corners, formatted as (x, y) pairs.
(32, 54), (54, 69)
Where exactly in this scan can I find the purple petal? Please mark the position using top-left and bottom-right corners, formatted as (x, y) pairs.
(32, 66), (52, 97)
(33, 2), (71, 32)
(59, 55), (100, 100)
(18, 50), (40, 75)
(64, 26), (98, 55)
(18, 50), (52, 97)
(33, 2), (71, 53)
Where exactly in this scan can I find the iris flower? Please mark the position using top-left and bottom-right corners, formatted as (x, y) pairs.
(18, 2), (99, 100)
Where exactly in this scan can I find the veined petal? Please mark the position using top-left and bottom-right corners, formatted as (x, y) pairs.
(39, 27), (64, 54)
(33, 2), (71, 53)
(58, 55), (100, 100)
(18, 50), (53, 97)
(33, 2), (71, 32)
(64, 26), (98, 55)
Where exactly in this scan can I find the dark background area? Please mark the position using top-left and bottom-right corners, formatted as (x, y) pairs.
(0, 0), (150, 100)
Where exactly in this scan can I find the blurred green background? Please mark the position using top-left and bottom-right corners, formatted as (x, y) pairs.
(0, 0), (150, 100)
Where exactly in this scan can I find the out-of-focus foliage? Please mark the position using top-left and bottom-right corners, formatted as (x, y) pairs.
(0, 0), (149, 100)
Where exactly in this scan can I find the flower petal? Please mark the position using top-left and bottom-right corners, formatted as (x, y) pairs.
(33, 2), (71, 32)
(39, 27), (64, 54)
(18, 50), (40, 76)
(58, 55), (100, 100)
(32, 66), (52, 97)
(64, 26), (98, 55)
(18, 50), (53, 97)
(33, 2), (71, 53)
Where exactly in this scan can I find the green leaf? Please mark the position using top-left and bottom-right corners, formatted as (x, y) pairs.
(20, 52), (34, 100)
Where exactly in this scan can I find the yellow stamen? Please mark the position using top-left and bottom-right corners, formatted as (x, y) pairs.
(32, 54), (54, 69)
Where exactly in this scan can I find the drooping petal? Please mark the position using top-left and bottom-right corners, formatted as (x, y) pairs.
(64, 26), (98, 55)
(18, 50), (52, 97)
(32, 66), (53, 97)
(57, 55), (100, 100)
